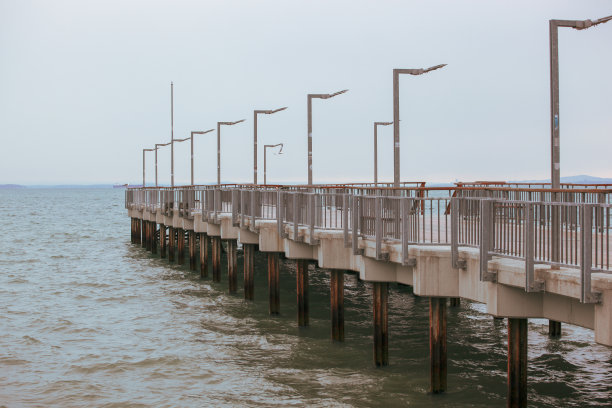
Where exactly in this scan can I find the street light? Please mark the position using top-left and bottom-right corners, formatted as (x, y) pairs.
(254, 107), (288, 184)
(264, 143), (284, 185)
(217, 119), (246, 185)
(189, 129), (214, 185)
(393, 64), (446, 187)
(155, 142), (170, 187)
(170, 82), (175, 187)
(373, 121), (393, 184)
(142, 148), (154, 187)
(549, 15), (612, 189)
(307, 89), (348, 185)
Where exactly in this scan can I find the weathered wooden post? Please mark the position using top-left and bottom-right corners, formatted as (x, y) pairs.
(449, 297), (460, 307)
(243, 243), (255, 300)
(429, 297), (447, 393)
(199, 233), (209, 278)
(177, 228), (185, 265)
(131, 219), (135, 243)
(141, 219), (146, 248)
(136, 219), (141, 245)
(151, 222), (157, 254)
(268, 252), (280, 315)
(188, 231), (196, 271)
(373, 282), (388, 367)
(160, 224), (166, 258)
(330, 270), (344, 341)
(296, 260), (309, 327)
(549, 320), (561, 337)
(227, 240), (238, 293)
(212, 236), (222, 282)
(508, 318), (528, 408)
(168, 226), (175, 262)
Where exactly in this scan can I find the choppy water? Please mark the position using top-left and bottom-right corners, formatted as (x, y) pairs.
(0, 189), (611, 407)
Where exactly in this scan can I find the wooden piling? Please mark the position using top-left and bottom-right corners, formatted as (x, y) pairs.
(296, 259), (309, 327)
(188, 231), (196, 271)
(136, 219), (141, 245)
(131, 218), (135, 243)
(168, 226), (175, 262)
(548, 320), (561, 337)
(160, 224), (166, 258)
(330, 270), (344, 341)
(212, 236), (221, 282)
(199, 233), (209, 278)
(508, 318), (528, 408)
(268, 252), (280, 315)
(227, 240), (238, 293)
(429, 297), (447, 394)
(243, 243), (255, 300)
(373, 282), (388, 367)
(151, 222), (157, 254)
(177, 228), (185, 265)
(141, 219), (146, 248)
(450, 297), (460, 307)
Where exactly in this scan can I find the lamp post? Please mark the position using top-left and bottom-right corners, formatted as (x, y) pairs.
(142, 148), (154, 187)
(155, 142), (170, 187)
(217, 120), (246, 185)
(549, 15), (611, 189)
(393, 65), (446, 187)
(254, 107), (287, 184)
(170, 82), (175, 187)
(373, 121), (393, 184)
(307, 89), (348, 185)
(188, 129), (214, 185)
(264, 143), (284, 185)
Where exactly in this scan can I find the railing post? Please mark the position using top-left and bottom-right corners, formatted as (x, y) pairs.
(231, 190), (238, 226)
(451, 198), (459, 268)
(581, 205), (601, 304)
(525, 203), (543, 292)
(277, 190), (285, 238)
(352, 195), (362, 255)
(343, 194), (350, 248)
(293, 193), (299, 241)
(375, 197), (382, 260)
(401, 198), (408, 265)
(251, 190), (256, 231)
(479, 199), (496, 282)
(309, 194), (318, 245)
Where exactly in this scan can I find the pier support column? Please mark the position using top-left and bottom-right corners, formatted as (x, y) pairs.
(199, 233), (209, 278)
(296, 260), (309, 327)
(141, 219), (146, 248)
(268, 252), (280, 315)
(331, 270), (344, 341)
(227, 240), (238, 293)
(131, 219), (135, 243)
(373, 282), (388, 367)
(429, 297), (447, 394)
(548, 320), (561, 337)
(243, 243), (255, 300)
(168, 226), (175, 262)
(188, 231), (196, 271)
(212, 236), (221, 282)
(136, 219), (141, 245)
(151, 222), (157, 254)
(160, 224), (166, 258)
(508, 318), (528, 408)
(450, 297), (460, 307)
(177, 229), (185, 265)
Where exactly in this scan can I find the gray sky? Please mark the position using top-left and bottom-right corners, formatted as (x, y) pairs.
(1, 0), (610, 185)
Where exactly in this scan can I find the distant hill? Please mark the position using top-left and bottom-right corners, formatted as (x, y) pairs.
(0, 184), (26, 189)
(511, 175), (612, 184)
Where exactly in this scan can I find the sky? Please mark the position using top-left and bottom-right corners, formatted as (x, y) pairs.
(0, 0), (610, 185)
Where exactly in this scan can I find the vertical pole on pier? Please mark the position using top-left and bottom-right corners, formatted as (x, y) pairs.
(331, 270), (344, 341)
(212, 236), (221, 282)
(168, 226), (175, 262)
(227, 240), (238, 293)
(151, 222), (157, 254)
(188, 231), (196, 271)
(268, 252), (280, 315)
(429, 297), (447, 394)
(549, 320), (561, 337)
(508, 318), (528, 408)
(450, 297), (460, 307)
(373, 282), (389, 366)
(177, 229), (185, 265)
(243, 243), (255, 300)
(296, 259), (309, 327)
(392, 70), (400, 187)
(200, 233), (209, 278)
(160, 224), (166, 258)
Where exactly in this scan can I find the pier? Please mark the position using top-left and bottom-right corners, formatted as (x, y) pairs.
(126, 182), (612, 406)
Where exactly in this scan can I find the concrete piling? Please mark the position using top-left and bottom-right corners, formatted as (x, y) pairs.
(151, 222), (157, 254)
(549, 320), (561, 337)
(160, 224), (166, 258)
(296, 259), (309, 327)
(177, 228), (185, 265)
(188, 231), (196, 271)
(373, 282), (389, 367)
(212, 236), (221, 282)
(331, 270), (344, 341)
(429, 297), (447, 394)
(227, 240), (238, 293)
(450, 297), (460, 307)
(168, 226), (175, 262)
(199, 233), (209, 278)
(508, 318), (528, 408)
(243, 243), (255, 300)
(268, 252), (280, 315)
(141, 220), (146, 248)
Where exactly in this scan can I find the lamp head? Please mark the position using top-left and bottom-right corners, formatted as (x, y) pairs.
(324, 89), (349, 99)
(267, 107), (288, 114)
(574, 15), (612, 30)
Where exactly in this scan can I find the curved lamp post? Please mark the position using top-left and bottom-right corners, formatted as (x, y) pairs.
(393, 65), (446, 187)
(264, 143), (284, 185)
(217, 119), (246, 185)
(142, 148), (154, 187)
(155, 142), (171, 187)
(373, 121), (393, 184)
(254, 107), (287, 184)
(307, 89), (348, 185)
(189, 129), (214, 185)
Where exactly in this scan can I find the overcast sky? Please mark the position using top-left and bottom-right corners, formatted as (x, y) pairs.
(0, 0), (610, 185)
